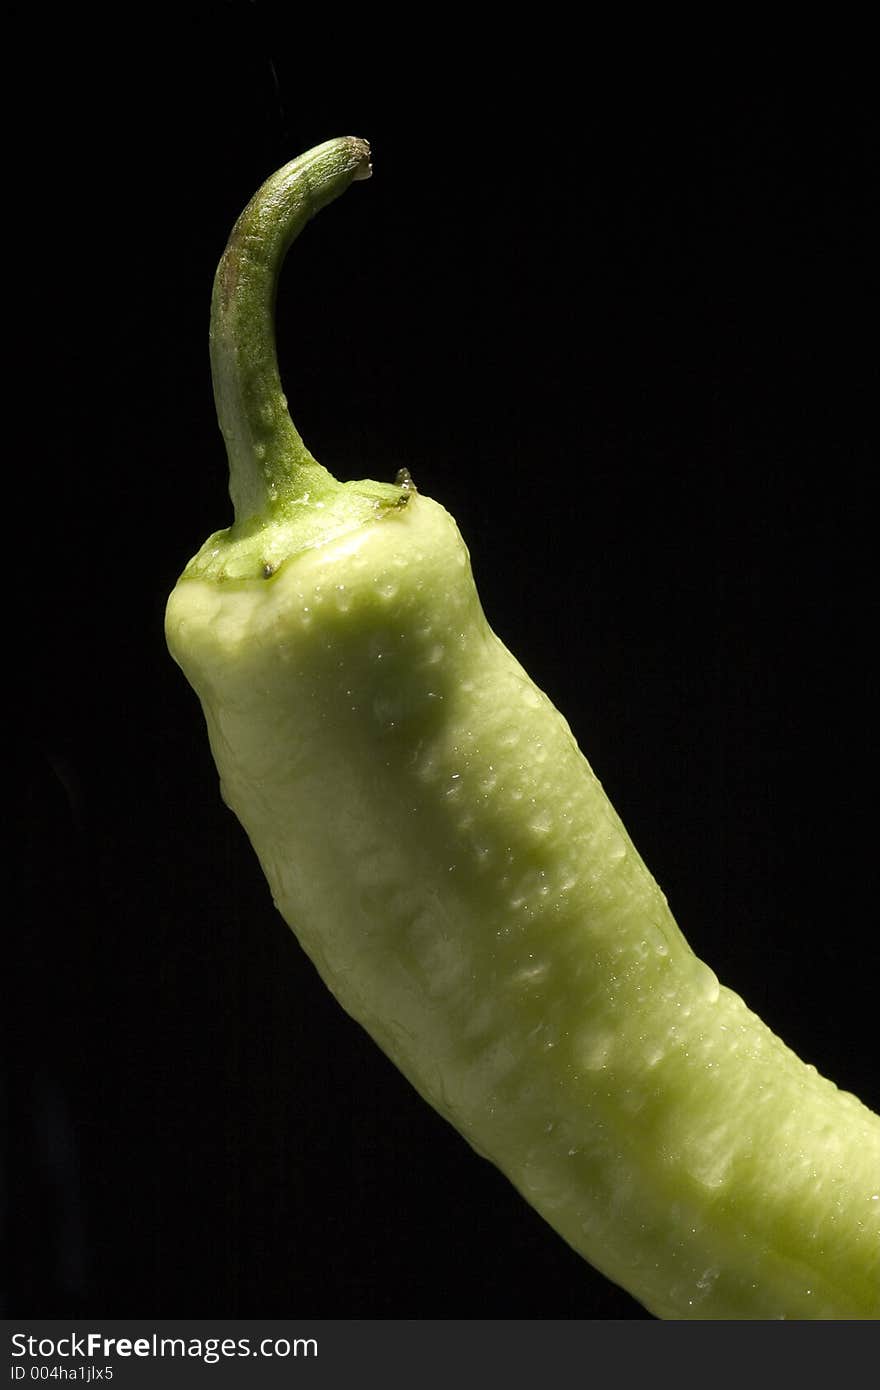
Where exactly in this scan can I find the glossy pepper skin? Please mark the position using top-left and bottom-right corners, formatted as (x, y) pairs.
(166, 138), (880, 1319)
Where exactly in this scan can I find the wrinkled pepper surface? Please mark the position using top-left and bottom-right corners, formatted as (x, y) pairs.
(166, 138), (880, 1319)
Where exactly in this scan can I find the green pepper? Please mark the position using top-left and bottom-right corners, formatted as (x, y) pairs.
(165, 137), (880, 1319)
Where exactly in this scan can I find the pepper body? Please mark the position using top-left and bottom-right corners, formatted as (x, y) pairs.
(166, 139), (880, 1319)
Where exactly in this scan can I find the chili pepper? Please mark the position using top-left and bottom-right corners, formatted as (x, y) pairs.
(165, 137), (880, 1319)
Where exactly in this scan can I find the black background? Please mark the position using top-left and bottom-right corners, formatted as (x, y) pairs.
(11, 10), (878, 1319)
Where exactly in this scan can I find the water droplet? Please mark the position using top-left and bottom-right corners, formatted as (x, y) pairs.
(693, 959), (720, 1004)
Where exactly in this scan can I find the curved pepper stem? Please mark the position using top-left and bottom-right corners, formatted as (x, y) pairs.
(210, 137), (372, 525)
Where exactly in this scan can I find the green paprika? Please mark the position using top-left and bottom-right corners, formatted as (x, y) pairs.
(165, 137), (880, 1319)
